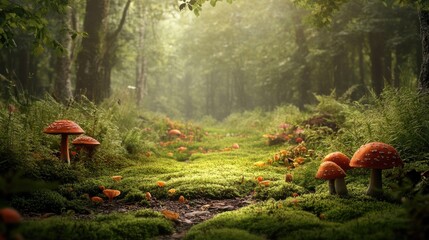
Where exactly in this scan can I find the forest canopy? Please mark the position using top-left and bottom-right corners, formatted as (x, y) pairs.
(0, 0), (424, 120)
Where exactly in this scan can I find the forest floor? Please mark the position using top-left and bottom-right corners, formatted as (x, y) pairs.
(17, 124), (417, 240)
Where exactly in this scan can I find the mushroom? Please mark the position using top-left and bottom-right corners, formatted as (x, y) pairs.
(103, 189), (121, 202)
(145, 192), (152, 201)
(0, 207), (22, 225)
(178, 195), (186, 203)
(91, 196), (104, 204)
(43, 120), (85, 165)
(0, 207), (22, 240)
(168, 129), (181, 137)
(315, 161), (348, 196)
(72, 135), (100, 157)
(157, 181), (166, 187)
(350, 142), (403, 197)
(111, 176), (123, 182)
(322, 152), (351, 194)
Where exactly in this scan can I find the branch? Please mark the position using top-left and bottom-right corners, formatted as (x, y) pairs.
(109, 0), (132, 42)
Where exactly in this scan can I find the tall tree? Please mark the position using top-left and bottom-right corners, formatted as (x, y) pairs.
(53, 6), (74, 103)
(75, 0), (131, 103)
(75, 0), (110, 102)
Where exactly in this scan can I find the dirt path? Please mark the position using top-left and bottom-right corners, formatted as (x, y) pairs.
(153, 195), (255, 239)
(23, 195), (255, 239)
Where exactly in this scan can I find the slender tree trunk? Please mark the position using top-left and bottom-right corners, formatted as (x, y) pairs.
(101, 0), (132, 102)
(418, 10), (429, 93)
(368, 31), (385, 95)
(293, 12), (311, 109)
(136, 7), (146, 107)
(384, 51), (392, 86)
(54, 6), (73, 103)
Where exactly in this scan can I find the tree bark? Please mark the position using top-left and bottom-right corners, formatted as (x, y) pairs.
(136, 5), (146, 107)
(54, 6), (73, 104)
(368, 31), (385, 95)
(75, 0), (110, 103)
(293, 12), (311, 109)
(418, 9), (429, 93)
(101, 0), (132, 101)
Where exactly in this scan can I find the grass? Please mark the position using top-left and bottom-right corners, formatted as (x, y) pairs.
(1, 88), (429, 239)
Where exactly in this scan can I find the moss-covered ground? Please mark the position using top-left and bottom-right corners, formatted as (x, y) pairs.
(2, 90), (429, 239)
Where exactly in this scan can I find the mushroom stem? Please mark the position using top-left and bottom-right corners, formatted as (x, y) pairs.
(328, 179), (336, 195)
(335, 177), (348, 196)
(367, 168), (383, 197)
(60, 134), (70, 165)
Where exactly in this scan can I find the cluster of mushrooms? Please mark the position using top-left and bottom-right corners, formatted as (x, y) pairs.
(316, 142), (403, 197)
(43, 120), (100, 165)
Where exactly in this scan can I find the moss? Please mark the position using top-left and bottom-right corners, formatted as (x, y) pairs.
(20, 212), (174, 240)
(185, 228), (264, 240)
(12, 190), (67, 214)
(253, 182), (307, 200)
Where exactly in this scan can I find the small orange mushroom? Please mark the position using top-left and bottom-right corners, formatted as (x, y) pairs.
(232, 143), (240, 149)
(161, 209), (180, 220)
(254, 161), (266, 167)
(177, 146), (187, 153)
(91, 196), (103, 204)
(259, 180), (271, 186)
(168, 129), (182, 136)
(145, 192), (152, 201)
(168, 188), (176, 196)
(178, 195), (186, 203)
(285, 173), (293, 182)
(157, 181), (166, 187)
(112, 176), (123, 182)
(255, 176), (264, 182)
(103, 189), (121, 202)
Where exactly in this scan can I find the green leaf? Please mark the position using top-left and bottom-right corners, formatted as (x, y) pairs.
(179, 3), (186, 11)
(210, 0), (217, 7)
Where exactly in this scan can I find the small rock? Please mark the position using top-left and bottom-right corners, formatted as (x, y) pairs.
(184, 211), (210, 218)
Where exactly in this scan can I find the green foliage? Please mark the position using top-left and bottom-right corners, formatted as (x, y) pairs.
(328, 88), (429, 166)
(0, 0), (69, 51)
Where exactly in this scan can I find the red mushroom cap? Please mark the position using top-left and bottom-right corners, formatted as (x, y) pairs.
(322, 152), (351, 171)
(0, 207), (22, 224)
(72, 135), (100, 146)
(315, 162), (346, 180)
(350, 142), (403, 169)
(43, 120), (84, 135)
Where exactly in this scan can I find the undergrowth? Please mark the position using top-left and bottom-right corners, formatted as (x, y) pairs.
(1, 88), (429, 239)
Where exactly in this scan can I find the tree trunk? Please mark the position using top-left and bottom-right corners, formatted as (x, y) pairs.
(101, 0), (132, 102)
(54, 6), (73, 104)
(75, 0), (109, 103)
(293, 12), (311, 109)
(136, 5), (146, 107)
(418, 9), (429, 93)
(368, 31), (385, 95)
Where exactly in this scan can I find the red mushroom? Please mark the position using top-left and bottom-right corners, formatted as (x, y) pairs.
(72, 135), (100, 157)
(322, 152), (351, 194)
(43, 120), (84, 165)
(350, 142), (403, 197)
(316, 161), (348, 196)
(0, 207), (22, 240)
(0, 207), (22, 225)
